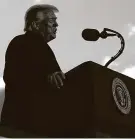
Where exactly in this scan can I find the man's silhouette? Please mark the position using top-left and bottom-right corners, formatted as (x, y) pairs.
(1, 4), (65, 136)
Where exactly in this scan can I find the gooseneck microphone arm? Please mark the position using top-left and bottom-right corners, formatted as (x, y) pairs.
(102, 28), (125, 68)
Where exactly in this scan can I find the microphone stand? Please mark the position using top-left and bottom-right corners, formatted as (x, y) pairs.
(102, 28), (125, 68)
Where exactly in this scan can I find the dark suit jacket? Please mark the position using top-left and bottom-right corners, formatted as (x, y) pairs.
(1, 31), (62, 135)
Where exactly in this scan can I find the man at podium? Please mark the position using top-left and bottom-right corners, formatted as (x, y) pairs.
(1, 4), (66, 137)
(1, 3), (134, 138)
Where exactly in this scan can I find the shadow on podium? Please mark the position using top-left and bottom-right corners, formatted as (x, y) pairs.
(0, 61), (135, 137)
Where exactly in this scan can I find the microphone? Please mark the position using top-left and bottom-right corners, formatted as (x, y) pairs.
(82, 28), (116, 41)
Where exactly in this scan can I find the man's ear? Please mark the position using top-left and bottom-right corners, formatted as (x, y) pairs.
(31, 21), (39, 30)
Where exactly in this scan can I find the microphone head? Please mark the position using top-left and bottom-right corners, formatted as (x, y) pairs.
(82, 29), (100, 41)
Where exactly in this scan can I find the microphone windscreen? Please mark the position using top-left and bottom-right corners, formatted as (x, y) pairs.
(82, 29), (100, 41)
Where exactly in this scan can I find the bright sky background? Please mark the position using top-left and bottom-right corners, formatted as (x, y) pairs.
(1, 0), (135, 118)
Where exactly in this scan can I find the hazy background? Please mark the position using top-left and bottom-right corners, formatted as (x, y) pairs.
(0, 0), (135, 119)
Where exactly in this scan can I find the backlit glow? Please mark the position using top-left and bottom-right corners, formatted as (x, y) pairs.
(127, 23), (135, 38)
(102, 56), (119, 67)
(122, 66), (135, 79)
(35, 0), (41, 2)
(0, 78), (5, 89)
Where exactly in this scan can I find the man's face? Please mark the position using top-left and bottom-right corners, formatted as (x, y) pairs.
(36, 10), (58, 42)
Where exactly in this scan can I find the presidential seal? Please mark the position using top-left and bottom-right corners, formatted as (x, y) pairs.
(112, 77), (131, 114)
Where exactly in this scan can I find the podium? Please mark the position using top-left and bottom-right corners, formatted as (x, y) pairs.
(90, 61), (135, 137)
(64, 61), (135, 137)
(0, 61), (135, 137)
